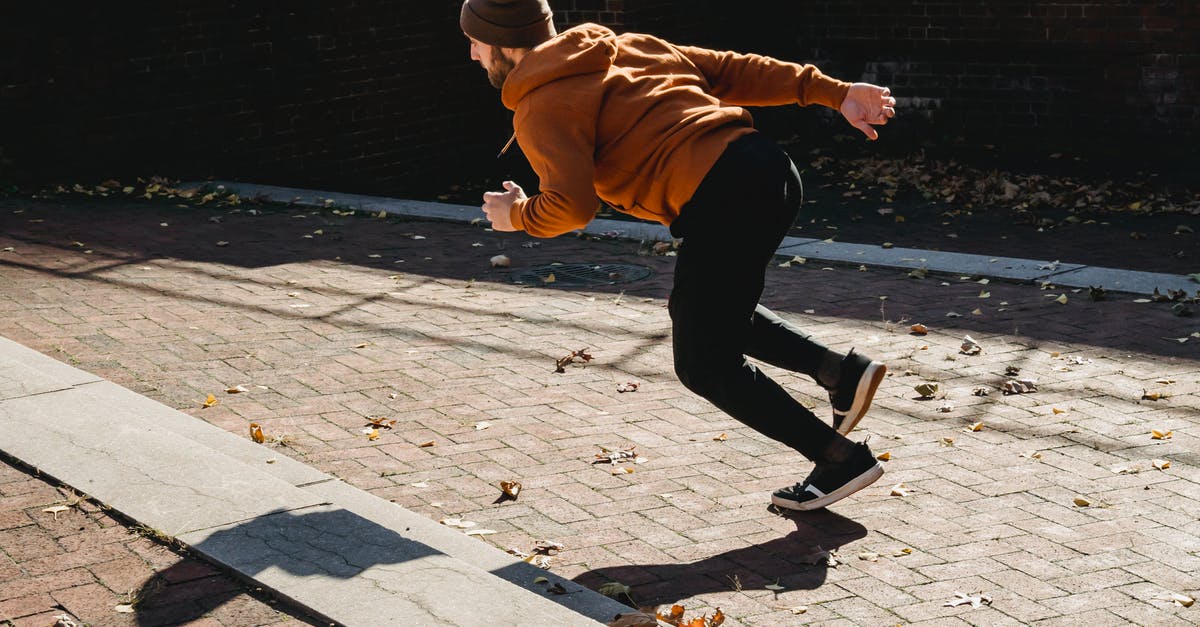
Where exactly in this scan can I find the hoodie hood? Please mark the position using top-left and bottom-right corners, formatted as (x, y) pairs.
(501, 23), (617, 110)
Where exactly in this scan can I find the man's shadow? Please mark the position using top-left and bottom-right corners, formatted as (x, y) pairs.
(573, 508), (866, 608)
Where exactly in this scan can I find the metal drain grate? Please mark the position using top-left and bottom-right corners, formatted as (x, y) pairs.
(510, 263), (653, 287)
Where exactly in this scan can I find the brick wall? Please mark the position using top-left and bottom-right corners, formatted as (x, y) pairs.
(1, 1), (1195, 193)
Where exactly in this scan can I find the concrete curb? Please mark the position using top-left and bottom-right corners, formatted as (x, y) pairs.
(202, 180), (1198, 297)
(0, 336), (637, 626)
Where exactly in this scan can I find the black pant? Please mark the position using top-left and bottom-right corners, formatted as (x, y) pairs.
(668, 131), (838, 463)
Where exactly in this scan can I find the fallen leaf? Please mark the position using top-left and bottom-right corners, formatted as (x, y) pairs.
(616, 381), (640, 393)
(202, 393), (218, 408)
(972, 387), (990, 396)
(877, 451), (891, 461)
(599, 582), (631, 599)
(765, 581), (785, 591)
(938, 402), (954, 413)
(440, 518), (476, 528)
(979, 291), (991, 299)
(249, 423), (265, 443)
(226, 385), (249, 394)
(1171, 593), (1195, 607)
(914, 382), (939, 398)
(1055, 294), (1069, 305)
(1052, 407), (1066, 414)
(789, 606), (809, 615)
(1151, 429), (1173, 440)
(910, 323), (928, 335)
(1001, 378), (1038, 394)
(114, 604), (136, 613)
(943, 591), (992, 608)
(367, 417), (397, 429)
(490, 254), (510, 268)
(611, 466), (635, 475)
(465, 529), (498, 536)
(1152, 459), (1171, 470)
(608, 612), (659, 627)
(890, 483), (909, 497)
(1020, 451), (1043, 460)
(475, 421), (491, 430)
(354, 342), (370, 349)
(960, 335), (982, 355)
(966, 421), (984, 432)
(366, 428), (380, 441)
(43, 505), (71, 520)
(555, 348), (594, 373)
(1073, 496), (1091, 507)
(893, 547), (914, 557)
(711, 432), (729, 442)
(534, 576), (549, 584)
(858, 551), (880, 562)
(940, 437), (956, 447)
(411, 482), (429, 488)
(499, 480), (522, 499)
(419, 440), (436, 447)
(1141, 390), (1168, 401)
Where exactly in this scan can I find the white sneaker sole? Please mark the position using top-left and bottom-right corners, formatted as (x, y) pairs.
(771, 462), (884, 511)
(833, 361), (887, 435)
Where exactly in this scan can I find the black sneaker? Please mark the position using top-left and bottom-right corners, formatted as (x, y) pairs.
(829, 349), (887, 435)
(771, 442), (884, 511)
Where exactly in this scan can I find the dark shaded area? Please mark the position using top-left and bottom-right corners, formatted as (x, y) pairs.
(574, 508), (867, 607)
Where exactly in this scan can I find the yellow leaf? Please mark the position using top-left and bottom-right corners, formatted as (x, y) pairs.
(968, 421), (984, 432)
(713, 433), (728, 441)
(1055, 294), (1068, 305)
(940, 437), (956, 447)
(890, 483), (909, 497)
(419, 440), (436, 447)
(543, 273), (556, 284)
(893, 547), (913, 557)
(226, 385), (248, 394)
(1152, 459), (1170, 470)
(1151, 429), (1173, 440)
(367, 428), (380, 441)
(971, 308), (983, 315)
(1052, 407), (1066, 414)
(1073, 496), (1090, 507)
(202, 393), (218, 408)
(249, 423), (265, 443)
(877, 451), (891, 461)
(354, 342), (369, 349)
(979, 291), (990, 298)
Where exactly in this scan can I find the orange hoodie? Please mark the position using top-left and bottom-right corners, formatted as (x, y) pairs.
(500, 24), (851, 238)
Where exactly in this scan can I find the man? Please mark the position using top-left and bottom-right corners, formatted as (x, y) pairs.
(462, 0), (894, 511)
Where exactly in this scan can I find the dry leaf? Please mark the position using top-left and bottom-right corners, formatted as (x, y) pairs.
(910, 323), (928, 335)
(533, 576), (549, 584)
(599, 582), (631, 598)
(499, 480), (522, 499)
(226, 385), (249, 394)
(789, 606), (809, 615)
(938, 402), (954, 413)
(893, 547), (914, 557)
(464, 529), (497, 536)
(490, 254), (511, 268)
(555, 348), (594, 373)
(611, 466), (635, 475)
(877, 451), (891, 461)
(765, 581), (785, 591)
(890, 483), (910, 497)
(440, 518), (476, 528)
(940, 437), (956, 447)
(1002, 378), (1038, 394)
(354, 342), (369, 349)
(1141, 390), (1168, 401)
(1073, 496), (1091, 507)
(366, 428), (380, 441)
(249, 423), (265, 443)
(1151, 429), (1173, 440)
(960, 335), (982, 355)
(966, 421), (984, 432)
(419, 440), (436, 447)
(978, 291), (991, 299)
(713, 433), (728, 442)
(616, 381), (640, 393)
(595, 446), (639, 464)
(608, 612), (659, 627)
(1055, 294), (1069, 305)
(43, 505), (71, 520)
(1021, 450), (1043, 460)
(1052, 407), (1066, 414)
(943, 592), (992, 608)
(202, 393), (218, 408)
(1152, 459), (1171, 470)
(1171, 593), (1195, 607)
(914, 382), (939, 398)
(114, 604), (136, 613)
(858, 551), (880, 562)
(367, 417), (397, 429)
(475, 421), (491, 430)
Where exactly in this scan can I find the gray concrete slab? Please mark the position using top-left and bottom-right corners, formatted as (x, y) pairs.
(180, 503), (604, 626)
(1046, 265), (1199, 295)
(0, 336), (101, 400)
(776, 239), (1084, 281)
(0, 381), (327, 535)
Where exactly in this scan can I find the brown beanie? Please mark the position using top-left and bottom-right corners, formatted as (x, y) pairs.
(461, 0), (554, 49)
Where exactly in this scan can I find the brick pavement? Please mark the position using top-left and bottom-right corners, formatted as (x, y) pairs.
(1, 195), (1197, 626)
(0, 454), (323, 627)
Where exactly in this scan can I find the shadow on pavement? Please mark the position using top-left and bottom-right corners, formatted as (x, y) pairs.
(573, 508), (866, 608)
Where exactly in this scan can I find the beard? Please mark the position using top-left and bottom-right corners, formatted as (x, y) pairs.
(487, 47), (517, 89)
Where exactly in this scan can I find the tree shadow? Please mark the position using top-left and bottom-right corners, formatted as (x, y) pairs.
(572, 508), (867, 609)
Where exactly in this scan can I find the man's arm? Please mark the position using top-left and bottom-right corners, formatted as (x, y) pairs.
(481, 102), (600, 237)
(675, 45), (896, 140)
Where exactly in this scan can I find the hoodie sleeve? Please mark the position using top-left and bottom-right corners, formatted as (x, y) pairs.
(508, 99), (601, 238)
(673, 45), (851, 110)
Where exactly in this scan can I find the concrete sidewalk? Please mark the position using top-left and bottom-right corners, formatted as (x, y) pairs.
(1, 191), (1198, 626)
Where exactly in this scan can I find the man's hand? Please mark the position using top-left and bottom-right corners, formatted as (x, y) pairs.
(839, 83), (897, 141)
(481, 180), (526, 232)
